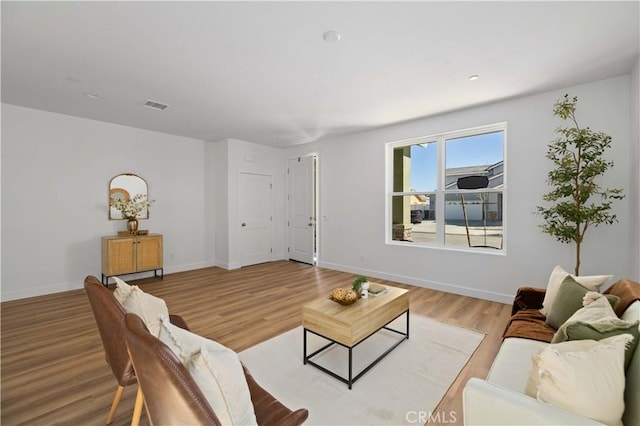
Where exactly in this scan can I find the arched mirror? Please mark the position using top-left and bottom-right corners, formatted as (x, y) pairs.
(109, 173), (149, 220)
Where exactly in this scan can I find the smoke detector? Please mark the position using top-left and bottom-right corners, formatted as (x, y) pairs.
(323, 30), (341, 43)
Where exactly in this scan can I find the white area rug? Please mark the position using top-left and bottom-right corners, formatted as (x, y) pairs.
(239, 315), (484, 425)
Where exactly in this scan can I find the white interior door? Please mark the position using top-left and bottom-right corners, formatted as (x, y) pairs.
(240, 172), (273, 267)
(287, 156), (316, 265)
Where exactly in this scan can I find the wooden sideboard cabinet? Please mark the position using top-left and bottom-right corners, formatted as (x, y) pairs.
(101, 234), (163, 286)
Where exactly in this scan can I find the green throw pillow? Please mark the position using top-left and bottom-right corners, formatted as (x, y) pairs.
(561, 320), (639, 371)
(546, 276), (619, 329)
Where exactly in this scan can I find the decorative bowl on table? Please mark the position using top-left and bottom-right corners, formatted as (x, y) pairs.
(328, 287), (360, 305)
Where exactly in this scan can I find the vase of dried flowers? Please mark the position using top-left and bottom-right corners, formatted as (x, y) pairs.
(110, 194), (154, 234)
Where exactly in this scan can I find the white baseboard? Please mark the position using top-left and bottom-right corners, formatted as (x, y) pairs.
(165, 261), (215, 274)
(317, 261), (514, 304)
(1, 279), (85, 302)
(2, 260), (513, 304)
(215, 260), (241, 270)
(0, 261), (217, 302)
(214, 256), (287, 270)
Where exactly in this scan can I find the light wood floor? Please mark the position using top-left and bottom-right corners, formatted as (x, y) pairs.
(1, 261), (512, 426)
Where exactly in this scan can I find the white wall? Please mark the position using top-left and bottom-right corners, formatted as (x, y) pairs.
(1, 104), (212, 301)
(211, 138), (286, 269)
(285, 76), (633, 303)
(2, 74), (635, 303)
(631, 56), (640, 281)
(208, 140), (229, 268)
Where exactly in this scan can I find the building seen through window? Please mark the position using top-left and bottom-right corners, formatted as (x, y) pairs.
(389, 124), (505, 250)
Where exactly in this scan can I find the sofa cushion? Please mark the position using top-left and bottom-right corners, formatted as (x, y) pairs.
(546, 276), (619, 329)
(525, 334), (632, 426)
(502, 309), (555, 342)
(540, 265), (611, 316)
(486, 337), (549, 393)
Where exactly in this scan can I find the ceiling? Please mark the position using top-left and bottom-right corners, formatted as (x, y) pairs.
(2, 1), (639, 148)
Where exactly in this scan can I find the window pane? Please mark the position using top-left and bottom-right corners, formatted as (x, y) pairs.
(393, 142), (437, 193)
(445, 131), (503, 191)
(391, 195), (435, 243)
(388, 124), (505, 251)
(444, 191), (502, 249)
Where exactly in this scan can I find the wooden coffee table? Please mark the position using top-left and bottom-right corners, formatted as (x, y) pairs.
(302, 284), (409, 388)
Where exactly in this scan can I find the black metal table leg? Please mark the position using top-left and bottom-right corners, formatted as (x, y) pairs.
(348, 347), (353, 389)
(303, 328), (307, 364)
(303, 309), (410, 389)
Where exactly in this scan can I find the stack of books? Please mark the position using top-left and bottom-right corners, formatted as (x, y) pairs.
(367, 283), (388, 297)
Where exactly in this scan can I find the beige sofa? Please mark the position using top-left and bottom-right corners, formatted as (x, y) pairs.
(463, 279), (640, 425)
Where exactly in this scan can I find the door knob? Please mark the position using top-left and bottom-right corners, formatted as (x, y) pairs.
(241, 223), (246, 227)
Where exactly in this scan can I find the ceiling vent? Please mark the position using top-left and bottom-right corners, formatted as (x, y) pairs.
(143, 99), (169, 110)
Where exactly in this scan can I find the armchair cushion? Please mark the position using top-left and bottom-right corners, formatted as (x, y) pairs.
(158, 317), (257, 426)
(113, 276), (135, 303)
(113, 277), (168, 337)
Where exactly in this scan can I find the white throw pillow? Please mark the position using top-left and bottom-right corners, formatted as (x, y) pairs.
(158, 318), (257, 426)
(113, 276), (134, 304)
(525, 334), (632, 426)
(553, 292), (618, 343)
(540, 265), (611, 316)
(565, 291), (617, 322)
(117, 284), (168, 337)
(158, 316), (212, 357)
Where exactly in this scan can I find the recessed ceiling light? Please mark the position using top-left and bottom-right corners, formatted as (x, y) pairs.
(323, 30), (341, 43)
(469, 75), (480, 81)
(84, 92), (102, 99)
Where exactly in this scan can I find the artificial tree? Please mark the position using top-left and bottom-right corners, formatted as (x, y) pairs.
(536, 94), (624, 276)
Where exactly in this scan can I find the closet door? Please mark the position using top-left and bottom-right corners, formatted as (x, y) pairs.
(239, 172), (273, 267)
